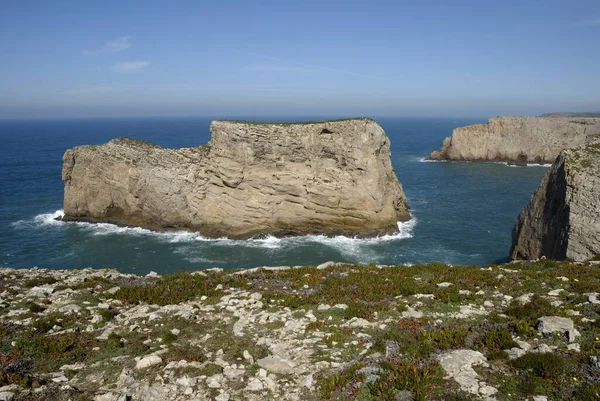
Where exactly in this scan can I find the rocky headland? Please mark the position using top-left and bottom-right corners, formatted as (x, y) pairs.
(511, 142), (600, 262)
(61, 118), (409, 239)
(429, 117), (600, 164)
(0, 260), (599, 400)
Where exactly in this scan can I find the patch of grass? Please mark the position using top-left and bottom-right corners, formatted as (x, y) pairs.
(113, 272), (223, 305)
(22, 276), (57, 288)
(318, 362), (363, 400)
(372, 321), (433, 358)
(512, 319), (538, 338)
(483, 327), (518, 351)
(368, 357), (444, 401)
(106, 332), (123, 349)
(487, 350), (509, 361)
(31, 316), (58, 333)
(26, 302), (46, 314)
(98, 308), (118, 322)
(325, 332), (349, 348)
(420, 326), (468, 350)
(511, 352), (568, 380)
(14, 332), (97, 371)
(54, 276), (112, 292)
(160, 331), (177, 344)
(504, 295), (558, 326)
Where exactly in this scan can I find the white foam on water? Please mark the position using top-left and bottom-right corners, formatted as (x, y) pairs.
(12, 209), (65, 229)
(490, 161), (552, 168)
(14, 210), (416, 261)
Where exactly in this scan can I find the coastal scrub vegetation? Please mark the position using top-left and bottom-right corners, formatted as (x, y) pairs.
(0, 259), (599, 399)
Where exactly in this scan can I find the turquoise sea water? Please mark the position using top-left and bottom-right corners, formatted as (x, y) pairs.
(0, 117), (548, 274)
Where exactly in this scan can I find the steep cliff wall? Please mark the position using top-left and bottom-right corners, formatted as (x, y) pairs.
(510, 142), (600, 261)
(62, 118), (410, 239)
(430, 117), (600, 163)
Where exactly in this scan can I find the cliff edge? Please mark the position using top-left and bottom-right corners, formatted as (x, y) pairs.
(62, 118), (410, 238)
(510, 142), (600, 261)
(430, 116), (600, 164)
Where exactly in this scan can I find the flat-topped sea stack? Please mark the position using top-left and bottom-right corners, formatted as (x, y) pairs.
(430, 116), (600, 164)
(61, 118), (409, 238)
(510, 142), (600, 261)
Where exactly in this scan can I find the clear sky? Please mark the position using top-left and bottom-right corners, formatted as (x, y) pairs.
(1, 0), (599, 118)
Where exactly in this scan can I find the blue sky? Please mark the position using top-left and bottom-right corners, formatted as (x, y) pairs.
(1, 0), (599, 118)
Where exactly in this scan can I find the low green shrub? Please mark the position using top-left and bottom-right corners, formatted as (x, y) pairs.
(511, 353), (567, 380)
(483, 327), (518, 351)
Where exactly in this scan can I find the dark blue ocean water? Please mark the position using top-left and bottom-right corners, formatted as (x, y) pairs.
(0, 117), (547, 274)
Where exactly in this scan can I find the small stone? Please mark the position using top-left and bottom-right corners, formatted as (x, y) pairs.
(105, 286), (120, 294)
(243, 350), (254, 364)
(0, 391), (15, 401)
(507, 348), (526, 359)
(257, 355), (295, 374)
(483, 301), (494, 308)
(59, 304), (82, 313)
(394, 390), (414, 401)
(215, 392), (230, 401)
(117, 368), (136, 388)
(146, 271), (159, 278)
(479, 384), (498, 396)
(533, 396), (548, 401)
(437, 282), (452, 288)
(533, 344), (553, 353)
(567, 343), (581, 352)
(317, 304), (330, 311)
(175, 376), (197, 387)
(206, 374), (223, 388)
(516, 293), (534, 305)
(341, 317), (371, 328)
(586, 293), (600, 305)
(316, 261), (336, 270)
(170, 328), (180, 336)
(250, 292), (262, 301)
(332, 304), (348, 310)
(303, 373), (314, 389)
(246, 378), (264, 391)
(548, 288), (564, 297)
(258, 368), (267, 378)
(135, 355), (162, 369)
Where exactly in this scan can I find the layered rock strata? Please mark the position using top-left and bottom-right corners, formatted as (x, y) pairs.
(430, 116), (600, 164)
(62, 118), (409, 238)
(510, 142), (600, 261)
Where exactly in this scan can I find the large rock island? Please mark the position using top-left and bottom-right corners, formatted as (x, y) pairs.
(61, 118), (410, 238)
(430, 116), (600, 164)
(510, 142), (600, 261)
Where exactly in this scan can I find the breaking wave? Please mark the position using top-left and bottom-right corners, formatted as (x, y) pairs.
(12, 210), (416, 254)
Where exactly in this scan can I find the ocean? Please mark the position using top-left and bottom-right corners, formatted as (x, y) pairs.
(0, 117), (548, 275)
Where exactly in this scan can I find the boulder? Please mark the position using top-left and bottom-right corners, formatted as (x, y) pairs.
(511, 142), (600, 261)
(62, 118), (409, 239)
(535, 316), (579, 342)
(429, 116), (600, 163)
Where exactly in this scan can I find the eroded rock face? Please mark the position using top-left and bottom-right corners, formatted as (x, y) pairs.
(510, 142), (600, 261)
(430, 117), (600, 163)
(62, 118), (409, 238)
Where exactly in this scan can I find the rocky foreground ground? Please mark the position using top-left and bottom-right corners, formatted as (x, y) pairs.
(0, 260), (599, 400)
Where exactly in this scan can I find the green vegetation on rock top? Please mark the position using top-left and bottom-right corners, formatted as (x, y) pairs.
(213, 117), (375, 125)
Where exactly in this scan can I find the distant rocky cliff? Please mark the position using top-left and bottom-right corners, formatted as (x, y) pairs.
(510, 142), (600, 261)
(430, 117), (600, 164)
(62, 118), (409, 238)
